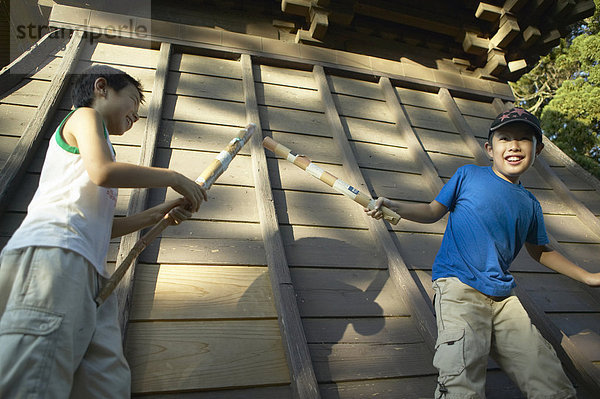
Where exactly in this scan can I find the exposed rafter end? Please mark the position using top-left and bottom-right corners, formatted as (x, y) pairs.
(281, 0), (311, 18)
(463, 32), (489, 55)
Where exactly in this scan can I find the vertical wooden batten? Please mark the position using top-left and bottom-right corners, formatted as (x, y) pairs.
(0, 29), (65, 96)
(0, 29), (85, 215)
(437, 87), (489, 166)
(380, 77), (444, 194)
(116, 42), (172, 337)
(313, 65), (438, 350)
(241, 53), (321, 399)
(444, 92), (600, 394)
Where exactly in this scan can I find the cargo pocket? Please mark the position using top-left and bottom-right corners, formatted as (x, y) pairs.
(433, 328), (466, 377)
(0, 307), (63, 393)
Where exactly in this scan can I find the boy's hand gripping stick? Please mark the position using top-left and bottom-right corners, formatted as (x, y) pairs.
(95, 124), (256, 306)
(262, 136), (400, 225)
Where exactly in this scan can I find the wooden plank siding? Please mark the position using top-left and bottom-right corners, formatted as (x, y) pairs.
(2, 22), (600, 398)
(125, 51), (293, 396)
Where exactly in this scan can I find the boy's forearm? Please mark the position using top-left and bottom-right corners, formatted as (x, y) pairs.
(536, 247), (595, 285)
(94, 162), (180, 189)
(384, 199), (446, 223)
(111, 207), (162, 238)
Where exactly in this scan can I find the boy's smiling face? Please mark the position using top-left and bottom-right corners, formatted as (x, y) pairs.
(94, 79), (141, 135)
(485, 123), (544, 184)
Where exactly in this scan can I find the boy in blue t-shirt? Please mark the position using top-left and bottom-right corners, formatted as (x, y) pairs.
(366, 108), (600, 398)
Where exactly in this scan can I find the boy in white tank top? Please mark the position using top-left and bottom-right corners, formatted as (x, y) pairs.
(0, 65), (208, 398)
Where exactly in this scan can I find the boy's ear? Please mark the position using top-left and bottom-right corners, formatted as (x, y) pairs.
(535, 140), (545, 156)
(484, 141), (493, 157)
(93, 77), (108, 97)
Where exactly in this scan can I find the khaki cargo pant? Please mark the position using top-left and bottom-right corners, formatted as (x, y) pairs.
(432, 277), (576, 399)
(0, 247), (130, 398)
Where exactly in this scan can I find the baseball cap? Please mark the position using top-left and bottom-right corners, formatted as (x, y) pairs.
(489, 107), (543, 141)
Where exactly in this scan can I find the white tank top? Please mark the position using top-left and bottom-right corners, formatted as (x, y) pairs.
(4, 110), (118, 277)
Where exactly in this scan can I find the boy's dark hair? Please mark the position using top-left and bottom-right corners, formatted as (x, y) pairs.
(71, 65), (144, 108)
(488, 107), (543, 143)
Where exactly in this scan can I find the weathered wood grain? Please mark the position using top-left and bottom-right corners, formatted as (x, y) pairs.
(328, 75), (384, 100)
(134, 385), (292, 399)
(280, 224), (386, 269)
(140, 237), (266, 265)
(317, 67), (438, 351)
(126, 320), (289, 393)
(173, 53), (242, 79)
(166, 71), (244, 102)
(116, 42), (172, 336)
(309, 341), (435, 382)
(130, 264), (276, 320)
(291, 268), (410, 317)
(303, 316), (422, 344)
(253, 64), (315, 89)
(242, 54), (320, 398)
(256, 82), (321, 112)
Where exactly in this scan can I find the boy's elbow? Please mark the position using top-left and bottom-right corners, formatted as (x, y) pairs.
(88, 165), (114, 187)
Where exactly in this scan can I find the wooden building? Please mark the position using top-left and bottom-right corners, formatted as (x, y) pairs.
(1, 1), (599, 398)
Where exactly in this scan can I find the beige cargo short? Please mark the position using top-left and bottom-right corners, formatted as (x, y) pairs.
(0, 246), (130, 398)
(432, 277), (576, 399)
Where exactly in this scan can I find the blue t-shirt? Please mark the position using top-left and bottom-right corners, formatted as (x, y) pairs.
(433, 165), (549, 296)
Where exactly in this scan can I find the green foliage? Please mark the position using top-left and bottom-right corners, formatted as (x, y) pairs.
(511, 0), (600, 179)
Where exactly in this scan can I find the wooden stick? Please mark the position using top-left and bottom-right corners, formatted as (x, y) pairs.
(95, 123), (256, 306)
(263, 136), (401, 225)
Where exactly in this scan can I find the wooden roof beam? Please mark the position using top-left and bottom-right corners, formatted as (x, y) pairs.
(463, 31), (490, 55)
(553, 0), (577, 20)
(484, 48), (508, 76)
(564, 0), (596, 25)
(490, 13), (520, 48)
(502, 0), (530, 14)
(522, 25), (541, 47)
(475, 3), (503, 22)
(308, 8), (329, 40)
(353, 2), (464, 40)
(281, 0), (311, 18)
(284, 1), (330, 44)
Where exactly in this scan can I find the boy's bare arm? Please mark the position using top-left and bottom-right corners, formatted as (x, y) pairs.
(65, 108), (207, 211)
(366, 197), (448, 223)
(111, 198), (191, 238)
(525, 243), (600, 286)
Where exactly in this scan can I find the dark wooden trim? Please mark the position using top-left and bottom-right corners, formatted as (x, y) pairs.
(313, 65), (438, 350)
(117, 42), (173, 339)
(0, 29), (85, 216)
(241, 53), (321, 399)
(46, 14), (515, 103)
(0, 28), (66, 96)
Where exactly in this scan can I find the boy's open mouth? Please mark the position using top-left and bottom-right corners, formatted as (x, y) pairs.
(505, 155), (524, 164)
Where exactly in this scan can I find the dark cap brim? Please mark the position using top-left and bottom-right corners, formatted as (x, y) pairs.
(489, 119), (543, 140)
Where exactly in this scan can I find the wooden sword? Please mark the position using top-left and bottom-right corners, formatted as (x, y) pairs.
(263, 136), (400, 225)
(95, 123), (256, 306)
